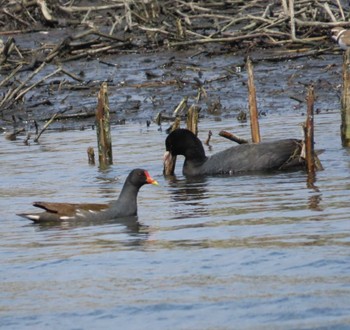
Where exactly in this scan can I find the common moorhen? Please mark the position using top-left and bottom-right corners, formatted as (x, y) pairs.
(18, 168), (158, 222)
(163, 129), (304, 176)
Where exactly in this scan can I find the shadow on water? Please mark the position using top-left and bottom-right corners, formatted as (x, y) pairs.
(165, 175), (209, 203)
(94, 166), (122, 200)
(164, 167), (326, 224)
(27, 215), (148, 236)
(306, 171), (323, 212)
(165, 175), (210, 217)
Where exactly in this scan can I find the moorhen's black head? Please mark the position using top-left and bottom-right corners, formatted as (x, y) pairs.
(128, 168), (158, 188)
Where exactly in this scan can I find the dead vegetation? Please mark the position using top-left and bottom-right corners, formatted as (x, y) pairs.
(0, 0), (348, 127)
(1, 0), (349, 67)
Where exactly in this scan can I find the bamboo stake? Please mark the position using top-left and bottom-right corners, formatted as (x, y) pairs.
(96, 82), (113, 167)
(341, 49), (350, 147)
(246, 57), (261, 143)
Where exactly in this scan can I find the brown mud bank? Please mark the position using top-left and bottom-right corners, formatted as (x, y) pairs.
(0, 38), (344, 132)
(0, 0), (347, 133)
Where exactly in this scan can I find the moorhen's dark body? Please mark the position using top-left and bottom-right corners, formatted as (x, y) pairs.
(18, 169), (158, 222)
(164, 129), (304, 176)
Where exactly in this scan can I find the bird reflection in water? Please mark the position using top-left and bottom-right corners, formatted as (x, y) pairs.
(165, 174), (210, 219)
(30, 215), (141, 231)
(306, 172), (323, 212)
(29, 215), (150, 248)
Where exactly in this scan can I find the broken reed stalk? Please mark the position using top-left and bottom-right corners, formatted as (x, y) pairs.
(341, 49), (350, 147)
(173, 96), (188, 116)
(246, 57), (261, 143)
(164, 116), (181, 176)
(186, 104), (200, 136)
(167, 116), (181, 134)
(219, 130), (249, 144)
(87, 146), (95, 165)
(205, 130), (212, 146)
(304, 85), (315, 175)
(96, 82), (113, 167)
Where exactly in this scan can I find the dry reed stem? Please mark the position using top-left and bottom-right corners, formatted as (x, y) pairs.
(246, 57), (261, 144)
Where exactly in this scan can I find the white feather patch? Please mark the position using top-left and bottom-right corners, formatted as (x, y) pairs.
(27, 215), (40, 220)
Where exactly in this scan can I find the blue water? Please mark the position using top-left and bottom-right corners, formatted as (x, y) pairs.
(1, 111), (350, 329)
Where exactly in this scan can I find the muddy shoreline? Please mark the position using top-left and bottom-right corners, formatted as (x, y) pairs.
(0, 1), (346, 134)
(1, 38), (343, 132)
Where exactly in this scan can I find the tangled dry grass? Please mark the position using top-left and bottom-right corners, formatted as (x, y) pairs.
(1, 0), (350, 65)
(0, 0), (348, 122)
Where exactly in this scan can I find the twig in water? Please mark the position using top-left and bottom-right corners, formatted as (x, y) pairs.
(34, 112), (60, 142)
(219, 130), (249, 144)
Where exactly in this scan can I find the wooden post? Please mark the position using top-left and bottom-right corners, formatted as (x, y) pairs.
(304, 85), (315, 175)
(96, 82), (113, 167)
(246, 57), (261, 143)
(186, 104), (200, 136)
(341, 49), (350, 147)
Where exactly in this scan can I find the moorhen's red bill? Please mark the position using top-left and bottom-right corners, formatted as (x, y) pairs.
(18, 168), (158, 222)
(163, 129), (304, 176)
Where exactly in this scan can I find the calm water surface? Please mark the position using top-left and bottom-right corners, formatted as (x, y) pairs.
(1, 113), (350, 329)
